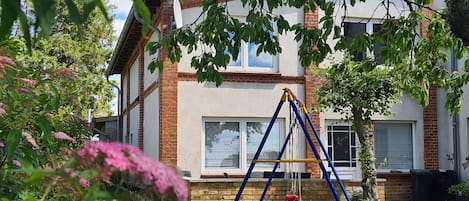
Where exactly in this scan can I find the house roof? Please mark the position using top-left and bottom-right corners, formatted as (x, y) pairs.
(106, 0), (160, 75)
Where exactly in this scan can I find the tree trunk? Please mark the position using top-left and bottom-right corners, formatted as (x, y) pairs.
(352, 107), (379, 201)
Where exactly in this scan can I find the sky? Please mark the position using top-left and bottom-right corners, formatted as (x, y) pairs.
(108, 0), (132, 115)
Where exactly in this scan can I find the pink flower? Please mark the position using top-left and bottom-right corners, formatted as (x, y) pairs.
(74, 142), (188, 200)
(0, 108), (6, 116)
(0, 141), (4, 148)
(12, 160), (21, 167)
(20, 88), (30, 93)
(53, 131), (76, 143)
(0, 56), (17, 67)
(45, 113), (54, 119)
(79, 178), (90, 189)
(18, 78), (37, 86)
(22, 131), (39, 150)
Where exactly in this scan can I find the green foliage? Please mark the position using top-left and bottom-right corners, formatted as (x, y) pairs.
(449, 180), (469, 196)
(317, 57), (400, 122)
(17, 0), (116, 118)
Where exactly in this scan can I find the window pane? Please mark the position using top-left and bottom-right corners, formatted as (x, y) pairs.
(247, 121), (280, 168)
(205, 122), (240, 169)
(327, 125), (356, 168)
(344, 22), (366, 61)
(225, 32), (242, 67)
(374, 123), (413, 169)
(248, 43), (273, 68)
(333, 132), (350, 161)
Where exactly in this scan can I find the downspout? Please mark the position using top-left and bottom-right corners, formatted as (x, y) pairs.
(451, 46), (460, 180)
(106, 75), (121, 142)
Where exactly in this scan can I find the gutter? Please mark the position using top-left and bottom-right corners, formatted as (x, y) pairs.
(450, 46), (460, 181)
(106, 75), (121, 142)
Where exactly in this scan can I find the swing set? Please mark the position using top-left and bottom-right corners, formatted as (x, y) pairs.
(234, 88), (351, 201)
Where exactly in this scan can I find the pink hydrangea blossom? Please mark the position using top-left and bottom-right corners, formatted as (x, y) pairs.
(53, 131), (76, 143)
(18, 78), (37, 86)
(74, 142), (188, 200)
(12, 160), (21, 167)
(22, 131), (39, 150)
(0, 56), (17, 67)
(79, 178), (90, 189)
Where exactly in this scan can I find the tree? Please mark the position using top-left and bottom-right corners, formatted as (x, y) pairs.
(15, 0), (116, 118)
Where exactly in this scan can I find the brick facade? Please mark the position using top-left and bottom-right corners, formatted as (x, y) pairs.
(378, 173), (413, 201)
(421, 0), (439, 170)
(189, 179), (386, 201)
(159, 0), (178, 166)
(304, 9), (323, 179)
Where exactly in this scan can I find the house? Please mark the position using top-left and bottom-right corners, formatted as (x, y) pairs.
(105, 0), (469, 200)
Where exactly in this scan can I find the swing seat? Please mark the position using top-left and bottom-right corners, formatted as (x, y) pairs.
(285, 194), (299, 201)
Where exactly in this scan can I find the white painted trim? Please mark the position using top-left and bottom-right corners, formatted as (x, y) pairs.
(201, 117), (285, 174)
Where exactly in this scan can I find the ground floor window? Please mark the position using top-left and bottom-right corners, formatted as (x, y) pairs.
(326, 121), (414, 170)
(203, 118), (283, 172)
(327, 125), (357, 167)
(374, 122), (413, 170)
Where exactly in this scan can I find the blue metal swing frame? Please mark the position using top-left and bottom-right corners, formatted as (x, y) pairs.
(234, 88), (351, 201)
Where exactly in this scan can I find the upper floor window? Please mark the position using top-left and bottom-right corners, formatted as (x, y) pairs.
(344, 21), (384, 64)
(203, 118), (283, 173)
(225, 19), (278, 73)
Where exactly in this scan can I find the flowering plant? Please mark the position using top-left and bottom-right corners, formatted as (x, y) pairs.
(0, 51), (188, 200)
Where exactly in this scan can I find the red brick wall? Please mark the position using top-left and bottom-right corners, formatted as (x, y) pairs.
(139, 47), (145, 150)
(421, 0), (439, 170)
(189, 179), (386, 201)
(424, 85), (439, 169)
(159, 0), (178, 166)
(304, 9), (323, 179)
(378, 173), (413, 201)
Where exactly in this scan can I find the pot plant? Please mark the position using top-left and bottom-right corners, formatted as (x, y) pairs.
(448, 180), (469, 201)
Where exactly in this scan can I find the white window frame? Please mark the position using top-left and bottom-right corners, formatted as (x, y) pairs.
(325, 120), (416, 173)
(373, 121), (416, 172)
(326, 123), (358, 168)
(343, 18), (384, 63)
(201, 117), (284, 174)
(224, 17), (279, 73)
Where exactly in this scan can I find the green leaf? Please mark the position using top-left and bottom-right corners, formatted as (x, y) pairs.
(133, 0), (151, 34)
(83, 0), (96, 22)
(32, 0), (56, 37)
(94, 0), (110, 22)
(21, 169), (54, 186)
(36, 115), (52, 139)
(0, 0), (18, 39)
(6, 129), (21, 159)
(65, 0), (82, 24)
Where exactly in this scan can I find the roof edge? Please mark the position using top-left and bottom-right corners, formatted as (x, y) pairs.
(105, 6), (137, 76)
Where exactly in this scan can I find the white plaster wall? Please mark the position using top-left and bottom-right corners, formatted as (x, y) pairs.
(437, 88), (453, 170)
(178, 82), (305, 178)
(129, 107), (140, 147)
(122, 75), (128, 109)
(144, 89), (160, 160)
(129, 57), (139, 102)
(433, 0), (447, 10)
(144, 32), (160, 90)
(179, 0), (304, 76)
(122, 114), (127, 143)
(320, 93), (425, 179)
